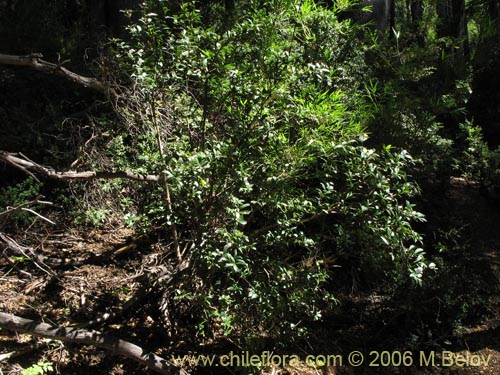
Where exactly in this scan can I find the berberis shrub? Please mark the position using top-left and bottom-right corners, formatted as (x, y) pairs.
(112, 0), (429, 343)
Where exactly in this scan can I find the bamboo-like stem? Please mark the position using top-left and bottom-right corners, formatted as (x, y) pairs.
(150, 100), (182, 263)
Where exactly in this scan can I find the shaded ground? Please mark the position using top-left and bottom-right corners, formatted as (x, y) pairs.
(0, 177), (499, 375)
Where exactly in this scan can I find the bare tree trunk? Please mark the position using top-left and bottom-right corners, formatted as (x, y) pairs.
(490, 0), (500, 26)
(436, 0), (468, 53)
(434, 0), (469, 86)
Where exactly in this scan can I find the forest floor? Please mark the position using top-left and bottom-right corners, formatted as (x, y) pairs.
(0, 177), (499, 375)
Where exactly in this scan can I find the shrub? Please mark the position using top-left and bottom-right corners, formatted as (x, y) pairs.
(108, 0), (429, 344)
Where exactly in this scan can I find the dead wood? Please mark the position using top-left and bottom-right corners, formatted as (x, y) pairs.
(0, 233), (55, 276)
(0, 196), (53, 218)
(0, 312), (189, 375)
(0, 340), (50, 362)
(0, 53), (112, 96)
(0, 151), (160, 183)
(0, 195), (56, 226)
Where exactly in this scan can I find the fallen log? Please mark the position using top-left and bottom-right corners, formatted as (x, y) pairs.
(0, 312), (189, 375)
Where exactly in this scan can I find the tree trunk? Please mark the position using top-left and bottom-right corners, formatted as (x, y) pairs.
(436, 0), (468, 52)
(467, 0), (500, 146)
(407, 0), (422, 23)
(490, 0), (500, 26)
(434, 0), (469, 86)
(87, 0), (139, 37)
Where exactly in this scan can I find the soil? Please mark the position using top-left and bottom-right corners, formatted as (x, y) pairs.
(0, 177), (498, 375)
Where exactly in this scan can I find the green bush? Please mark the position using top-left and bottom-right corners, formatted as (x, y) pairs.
(107, 0), (429, 344)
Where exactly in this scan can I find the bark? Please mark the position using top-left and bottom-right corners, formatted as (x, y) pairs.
(0, 151), (159, 183)
(0, 53), (113, 96)
(0, 312), (189, 375)
(335, 0), (393, 34)
(434, 0), (469, 85)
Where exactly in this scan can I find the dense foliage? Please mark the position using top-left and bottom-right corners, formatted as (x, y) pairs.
(102, 0), (436, 343)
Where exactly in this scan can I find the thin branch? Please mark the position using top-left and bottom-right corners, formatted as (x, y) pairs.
(0, 195), (53, 218)
(20, 208), (56, 225)
(0, 233), (54, 276)
(0, 312), (189, 375)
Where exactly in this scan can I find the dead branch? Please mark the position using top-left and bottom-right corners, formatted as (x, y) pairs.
(20, 208), (56, 225)
(0, 53), (113, 96)
(0, 195), (53, 218)
(0, 312), (189, 375)
(0, 340), (50, 362)
(0, 151), (159, 183)
(0, 233), (55, 275)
